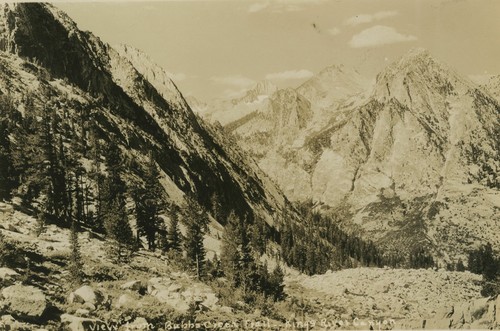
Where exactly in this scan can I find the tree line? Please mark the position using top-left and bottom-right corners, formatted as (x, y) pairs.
(467, 243), (500, 297)
(0, 94), (285, 301)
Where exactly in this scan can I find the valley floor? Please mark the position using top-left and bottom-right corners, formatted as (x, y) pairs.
(0, 202), (499, 330)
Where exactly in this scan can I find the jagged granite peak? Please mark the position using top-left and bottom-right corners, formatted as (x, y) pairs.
(114, 44), (190, 113)
(297, 63), (371, 106)
(0, 3), (110, 91)
(481, 74), (500, 102)
(0, 2), (293, 226)
(227, 47), (499, 261)
(372, 47), (474, 104)
(269, 88), (312, 130)
(301, 48), (500, 259)
(253, 80), (278, 96)
(235, 79), (278, 104)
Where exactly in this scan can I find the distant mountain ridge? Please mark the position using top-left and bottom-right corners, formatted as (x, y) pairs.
(200, 48), (500, 263)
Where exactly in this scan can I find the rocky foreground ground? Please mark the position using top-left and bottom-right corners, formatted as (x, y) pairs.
(288, 268), (500, 329)
(1, 202), (499, 330)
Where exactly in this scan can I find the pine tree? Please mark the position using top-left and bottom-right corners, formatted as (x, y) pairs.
(168, 205), (182, 253)
(269, 264), (285, 301)
(101, 141), (134, 261)
(211, 192), (220, 222)
(88, 122), (104, 232)
(468, 243), (498, 280)
(221, 211), (243, 287)
(183, 199), (209, 279)
(133, 155), (164, 251)
(238, 215), (255, 295)
(250, 218), (268, 256)
(158, 220), (169, 252)
(11, 103), (69, 224)
(0, 119), (15, 201)
(11, 109), (49, 208)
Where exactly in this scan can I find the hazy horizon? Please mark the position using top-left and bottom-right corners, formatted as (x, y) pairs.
(56, 0), (500, 100)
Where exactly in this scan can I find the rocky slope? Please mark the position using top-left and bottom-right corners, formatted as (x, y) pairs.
(481, 74), (500, 103)
(196, 80), (278, 127)
(303, 48), (500, 260)
(2, 201), (499, 330)
(296, 64), (371, 109)
(288, 266), (500, 330)
(0, 2), (292, 227)
(0, 202), (269, 330)
(212, 48), (500, 263)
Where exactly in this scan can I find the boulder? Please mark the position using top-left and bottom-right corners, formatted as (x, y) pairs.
(1, 284), (47, 320)
(116, 294), (136, 309)
(68, 285), (103, 307)
(0, 267), (19, 281)
(61, 313), (102, 331)
(154, 290), (189, 313)
(450, 302), (472, 328)
(75, 309), (90, 317)
(147, 277), (171, 294)
(120, 280), (146, 293)
(218, 306), (233, 314)
(202, 293), (219, 310)
(83, 302), (96, 311)
(167, 283), (182, 293)
(0, 314), (25, 329)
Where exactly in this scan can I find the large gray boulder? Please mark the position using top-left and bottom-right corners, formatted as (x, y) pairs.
(61, 313), (102, 331)
(0, 268), (19, 281)
(120, 280), (146, 293)
(1, 284), (47, 320)
(154, 290), (189, 313)
(0, 268), (19, 287)
(115, 293), (136, 309)
(68, 285), (104, 307)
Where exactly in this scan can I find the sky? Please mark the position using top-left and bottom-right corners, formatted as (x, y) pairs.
(56, 0), (500, 100)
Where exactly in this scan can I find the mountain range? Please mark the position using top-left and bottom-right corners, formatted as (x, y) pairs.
(195, 48), (500, 263)
(0, 3), (499, 330)
(0, 2), (292, 231)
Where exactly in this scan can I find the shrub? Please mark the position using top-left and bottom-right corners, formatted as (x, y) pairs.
(0, 232), (23, 268)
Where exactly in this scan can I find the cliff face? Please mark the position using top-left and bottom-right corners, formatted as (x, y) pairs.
(0, 3), (291, 226)
(213, 48), (500, 261)
(304, 49), (500, 258)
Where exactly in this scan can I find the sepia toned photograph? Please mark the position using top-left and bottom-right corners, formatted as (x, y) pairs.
(0, 0), (499, 330)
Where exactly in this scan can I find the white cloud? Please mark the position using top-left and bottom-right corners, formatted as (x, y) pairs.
(167, 72), (188, 81)
(265, 69), (314, 81)
(222, 88), (248, 99)
(247, 0), (327, 13)
(248, 2), (270, 13)
(345, 10), (398, 26)
(349, 25), (417, 48)
(327, 27), (341, 36)
(210, 75), (256, 88)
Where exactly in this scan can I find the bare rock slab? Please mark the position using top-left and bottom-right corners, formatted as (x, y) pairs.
(1, 284), (47, 320)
